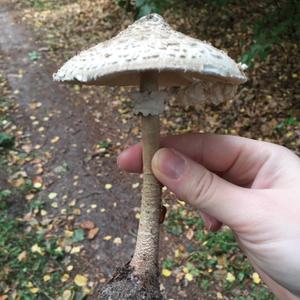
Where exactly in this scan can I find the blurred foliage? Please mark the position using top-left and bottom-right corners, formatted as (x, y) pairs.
(241, 0), (300, 66)
(115, 0), (174, 19)
(115, 0), (300, 66)
(0, 133), (14, 149)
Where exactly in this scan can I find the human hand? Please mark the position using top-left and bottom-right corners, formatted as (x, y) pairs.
(117, 134), (300, 299)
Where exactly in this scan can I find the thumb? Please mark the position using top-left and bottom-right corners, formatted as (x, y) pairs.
(152, 148), (257, 227)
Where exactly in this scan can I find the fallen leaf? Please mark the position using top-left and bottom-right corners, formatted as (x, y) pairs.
(252, 272), (261, 284)
(74, 274), (88, 287)
(105, 183), (112, 190)
(17, 251), (27, 262)
(40, 209), (47, 216)
(48, 192), (57, 199)
(61, 273), (70, 282)
(11, 177), (25, 187)
(31, 244), (44, 256)
(132, 182), (140, 189)
(51, 202), (58, 208)
(226, 272), (236, 283)
(32, 177), (43, 189)
(30, 287), (39, 294)
(88, 227), (99, 240)
(50, 136), (60, 144)
(64, 230), (74, 238)
(113, 237), (122, 245)
(79, 220), (95, 230)
(186, 228), (194, 240)
(103, 235), (112, 241)
(62, 290), (73, 300)
(162, 268), (172, 277)
(72, 229), (85, 242)
(67, 265), (74, 271)
(43, 274), (51, 282)
(25, 194), (35, 201)
(22, 144), (32, 153)
(185, 273), (193, 282)
(70, 246), (82, 254)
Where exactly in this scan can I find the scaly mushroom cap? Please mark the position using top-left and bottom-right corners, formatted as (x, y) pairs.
(54, 14), (247, 106)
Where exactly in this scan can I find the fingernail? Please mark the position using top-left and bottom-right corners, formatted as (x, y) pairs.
(153, 148), (186, 179)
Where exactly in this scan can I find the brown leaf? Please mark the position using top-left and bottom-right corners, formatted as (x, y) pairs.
(11, 177), (25, 187)
(79, 220), (95, 230)
(17, 251), (27, 262)
(186, 228), (194, 240)
(87, 227), (99, 240)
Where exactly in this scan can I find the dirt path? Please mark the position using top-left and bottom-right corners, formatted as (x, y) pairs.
(0, 5), (146, 298)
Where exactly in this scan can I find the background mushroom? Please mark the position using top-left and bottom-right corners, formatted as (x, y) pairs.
(54, 13), (246, 300)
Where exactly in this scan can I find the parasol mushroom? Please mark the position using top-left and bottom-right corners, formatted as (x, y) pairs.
(53, 13), (247, 300)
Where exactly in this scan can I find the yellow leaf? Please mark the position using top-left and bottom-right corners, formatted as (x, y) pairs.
(61, 273), (70, 282)
(50, 136), (60, 144)
(17, 251), (27, 262)
(40, 209), (47, 216)
(67, 265), (74, 271)
(83, 287), (91, 295)
(103, 235), (112, 241)
(64, 230), (74, 238)
(132, 182), (140, 189)
(105, 183), (112, 190)
(62, 290), (73, 300)
(162, 268), (172, 277)
(174, 249), (181, 258)
(33, 182), (42, 189)
(48, 192), (57, 200)
(30, 287), (39, 294)
(51, 202), (58, 208)
(25, 194), (35, 201)
(252, 272), (261, 284)
(70, 246), (82, 254)
(43, 274), (51, 282)
(113, 237), (122, 245)
(226, 272), (235, 283)
(31, 244), (44, 256)
(74, 274), (88, 287)
(185, 273), (193, 282)
(88, 227), (99, 240)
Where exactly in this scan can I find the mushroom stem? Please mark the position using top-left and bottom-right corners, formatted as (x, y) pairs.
(130, 71), (162, 285)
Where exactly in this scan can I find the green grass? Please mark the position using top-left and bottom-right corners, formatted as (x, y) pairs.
(0, 73), (82, 300)
(164, 206), (275, 299)
(0, 209), (66, 299)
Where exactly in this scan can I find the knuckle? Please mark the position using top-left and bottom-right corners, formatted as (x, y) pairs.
(190, 170), (216, 208)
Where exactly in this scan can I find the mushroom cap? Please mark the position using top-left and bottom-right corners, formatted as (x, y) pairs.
(53, 14), (246, 87)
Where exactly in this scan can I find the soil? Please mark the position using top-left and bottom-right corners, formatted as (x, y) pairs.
(100, 263), (163, 300)
(0, 3), (199, 299)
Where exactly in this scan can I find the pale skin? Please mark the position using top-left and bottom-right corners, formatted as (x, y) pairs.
(117, 133), (300, 299)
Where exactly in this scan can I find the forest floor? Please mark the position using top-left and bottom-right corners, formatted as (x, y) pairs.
(0, 1), (299, 300)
